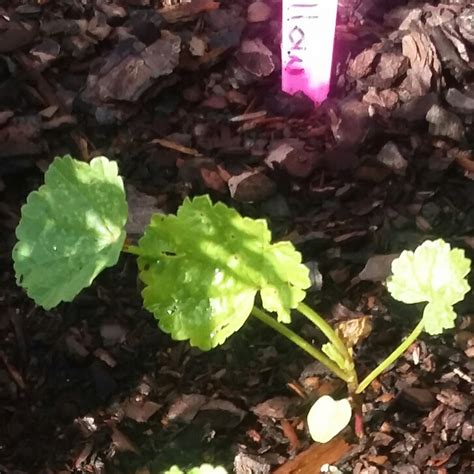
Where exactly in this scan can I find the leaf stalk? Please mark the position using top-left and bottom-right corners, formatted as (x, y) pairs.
(355, 319), (424, 394)
(251, 306), (351, 383)
(297, 302), (353, 365)
(122, 243), (142, 256)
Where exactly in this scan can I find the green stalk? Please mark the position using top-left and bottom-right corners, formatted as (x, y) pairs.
(297, 302), (353, 366)
(122, 244), (162, 261)
(356, 319), (424, 394)
(122, 244), (142, 256)
(251, 306), (350, 383)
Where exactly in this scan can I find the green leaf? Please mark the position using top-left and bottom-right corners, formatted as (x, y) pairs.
(164, 468), (184, 474)
(137, 195), (310, 350)
(322, 342), (347, 371)
(188, 465), (227, 474)
(422, 301), (457, 336)
(13, 156), (128, 309)
(164, 465), (227, 474)
(307, 395), (352, 443)
(387, 239), (470, 305)
(386, 239), (470, 334)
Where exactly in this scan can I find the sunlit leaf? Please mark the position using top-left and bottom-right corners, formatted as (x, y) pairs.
(13, 156), (127, 309)
(386, 239), (470, 335)
(164, 465), (227, 474)
(422, 301), (457, 336)
(307, 396), (352, 444)
(137, 195), (310, 350)
(188, 465), (227, 474)
(164, 468), (183, 474)
(387, 239), (470, 305)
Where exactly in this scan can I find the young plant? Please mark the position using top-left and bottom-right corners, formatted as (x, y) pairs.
(12, 156), (471, 444)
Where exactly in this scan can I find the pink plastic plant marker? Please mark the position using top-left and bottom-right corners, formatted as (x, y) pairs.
(282, 0), (338, 104)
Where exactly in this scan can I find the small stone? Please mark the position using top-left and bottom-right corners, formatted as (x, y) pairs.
(0, 110), (14, 126)
(461, 420), (473, 441)
(201, 94), (228, 109)
(305, 261), (323, 292)
(455, 330), (474, 351)
(234, 452), (271, 474)
(402, 387), (436, 409)
(228, 170), (276, 202)
(358, 254), (399, 282)
(165, 394), (207, 424)
(182, 84), (203, 102)
(394, 93), (439, 122)
(363, 87), (399, 110)
(265, 91), (314, 117)
(100, 321), (127, 347)
(251, 396), (292, 419)
(88, 13), (112, 41)
(445, 88), (474, 114)
(426, 104), (465, 142)
(348, 48), (378, 80)
(96, 0), (128, 26)
(189, 35), (207, 56)
(265, 141), (318, 178)
(261, 194), (290, 220)
(235, 38), (274, 77)
(30, 38), (61, 65)
(457, 8), (474, 43)
(375, 53), (409, 87)
(436, 389), (473, 411)
(376, 142), (408, 175)
(247, 1), (272, 23)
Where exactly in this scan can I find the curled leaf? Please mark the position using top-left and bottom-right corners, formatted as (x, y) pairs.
(307, 395), (352, 444)
(137, 196), (310, 350)
(335, 316), (372, 349)
(322, 343), (346, 371)
(13, 156), (127, 309)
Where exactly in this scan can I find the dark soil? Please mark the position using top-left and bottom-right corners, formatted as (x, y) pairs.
(0, 0), (473, 473)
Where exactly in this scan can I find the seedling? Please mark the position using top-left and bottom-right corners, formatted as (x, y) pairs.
(13, 156), (471, 444)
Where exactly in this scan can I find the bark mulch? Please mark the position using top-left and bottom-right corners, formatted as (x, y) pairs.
(0, 0), (473, 473)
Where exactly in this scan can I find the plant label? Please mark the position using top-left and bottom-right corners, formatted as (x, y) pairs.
(282, 0), (338, 104)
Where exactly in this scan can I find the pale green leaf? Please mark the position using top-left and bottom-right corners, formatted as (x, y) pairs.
(164, 465), (227, 474)
(259, 241), (310, 323)
(137, 195), (310, 350)
(13, 156), (127, 309)
(188, 465), (227, 474)
(387, 239), (470, 305)
(307, 395), (352, 443)
(386, 239), (470, 334)
(164, 468), (184, 474)
(422, 301), (457, 336)
(322, 342), (346, 371)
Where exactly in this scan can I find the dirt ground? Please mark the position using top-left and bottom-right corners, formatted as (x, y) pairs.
(0, 0), (473, 473)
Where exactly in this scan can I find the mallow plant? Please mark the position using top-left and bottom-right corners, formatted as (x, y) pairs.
(13, 156), (471, 443)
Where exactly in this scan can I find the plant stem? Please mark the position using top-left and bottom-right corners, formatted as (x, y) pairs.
(122, 243), (143, 256)
(297, 302), (354, 367)
(251, 306), (350, 383)
(355, 319), (424, 394)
